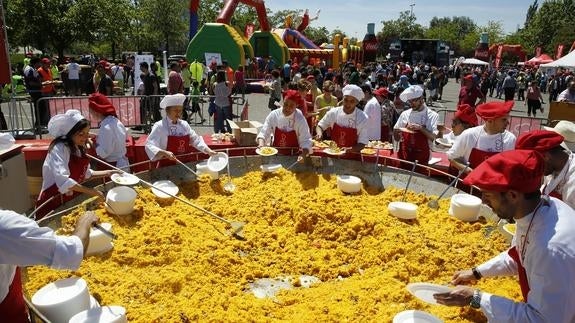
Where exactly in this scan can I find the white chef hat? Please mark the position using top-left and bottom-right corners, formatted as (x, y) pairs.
(48, 109), (86, 138)
(342, 84), (364, 102)
(399, 85), (424, 103)
(544, 120), (575, 151)
(160, 94), (186, 110)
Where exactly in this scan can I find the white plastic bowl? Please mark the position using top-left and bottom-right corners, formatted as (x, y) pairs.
(261, 163), (282, 173)
(32, 277), (91, 323)
(105, 186), (137, 215)
(449, 193), (482, 222)
(336, 175), (362, 193)
(151, 180), (179, 199)
(207, 152), (229, 172)
(388, 201), (418, 219)
(69, 305), (127, 323)
(196, 161), (219, 179)
(86, 222), (114, 256)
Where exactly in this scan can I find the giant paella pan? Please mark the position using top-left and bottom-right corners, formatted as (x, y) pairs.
(24, 149), (520, 322)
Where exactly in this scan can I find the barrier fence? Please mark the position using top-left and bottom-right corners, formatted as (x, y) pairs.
(1, 94), (247, 138)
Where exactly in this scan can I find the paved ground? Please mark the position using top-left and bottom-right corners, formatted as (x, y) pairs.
(0, 79), (549, 138)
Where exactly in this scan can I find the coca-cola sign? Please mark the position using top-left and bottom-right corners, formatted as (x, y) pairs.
(364, 42), (378, 51)
(475, 49), (489, 60)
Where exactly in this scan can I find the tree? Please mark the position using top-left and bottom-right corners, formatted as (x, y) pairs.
(137, 0), (188, 53)
(425, 16), (477, 53)
(377, 11), (425, 41)
(524, 0), (539, 28)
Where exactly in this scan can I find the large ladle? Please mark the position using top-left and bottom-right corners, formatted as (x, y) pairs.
(175, 158), (198, 176)
(427, 165), (468, 209)
(402, 160), (418, 202)
(87, 154), (246, 240)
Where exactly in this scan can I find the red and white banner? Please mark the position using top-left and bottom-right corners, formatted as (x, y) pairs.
(495, 45), (504, 69)
(556, 44), (565, 60)
(244, 23), (255, 39)
(535, 46), (542, 58)
(48, 97), (142, 127)
(0, 4), (12, 85)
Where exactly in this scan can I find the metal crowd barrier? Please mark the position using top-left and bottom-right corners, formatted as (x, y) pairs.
(8, 94), (247, 138)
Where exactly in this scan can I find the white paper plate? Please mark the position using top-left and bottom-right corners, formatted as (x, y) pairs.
(151, 180), (179, 199)
(323, 148), (346, 156)
(207, 152), (229, 172)
(111, 173), (140, 186)
(428, 157), (442, 165)
(393, 310), (443, 323)
(435, 138), (453, 148)
(406, 283), (452, 305)
(255, 147), (278, 156)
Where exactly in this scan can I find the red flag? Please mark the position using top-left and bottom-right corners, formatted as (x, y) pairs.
(240, 100), (249, 121)
(495, 45), (504, 69)
(556, 44), (565, 59)
(0, 5), (12, 85)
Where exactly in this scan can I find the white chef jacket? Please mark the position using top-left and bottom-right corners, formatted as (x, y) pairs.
(145, 117), (210, 161)
(363, 97), (382, 141)
(446, 125), (516, 163)
(95, 116), (129, 168)
(0, 210), (84, 302)
(543, 151), (575, 210)
(317, 106), (370, 145)
(393, 105), (439, 149)
(256, 108), (313, 153)
(41, 143), (93, 194)
(476, 197), (575, 322)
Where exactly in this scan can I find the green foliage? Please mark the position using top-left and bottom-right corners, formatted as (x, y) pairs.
(377, 11), (425, 41)
(137, 0), (188, 53)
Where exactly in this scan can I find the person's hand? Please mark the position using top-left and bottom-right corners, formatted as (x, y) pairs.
(207, 149), (218, 156)
(73, 210), (100, 255)
(433, 286), (475, 307)
(106, 170), (120, 177)
(90, 188), (105, 202)
(314, 133), (322, 141)
(407, 123), (423, 131)
(157, 150), (176, 160)
(297, 155), (305, 163)
(451, 269), (476, 285)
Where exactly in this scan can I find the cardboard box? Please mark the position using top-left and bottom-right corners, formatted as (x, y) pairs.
(227, 120), (262, 146)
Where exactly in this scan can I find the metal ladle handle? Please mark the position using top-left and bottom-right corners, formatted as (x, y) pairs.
(436, 165), (469, 201)
(402, 160), (418, 202)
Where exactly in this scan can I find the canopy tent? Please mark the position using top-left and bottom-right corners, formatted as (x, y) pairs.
(525, 54), (554, 66)
(462, 58), (489, 66)
(540, 50), (575, 68)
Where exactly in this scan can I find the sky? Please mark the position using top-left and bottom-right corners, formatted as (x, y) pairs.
(265, 0), (530, 38)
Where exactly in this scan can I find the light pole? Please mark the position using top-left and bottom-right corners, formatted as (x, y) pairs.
(410, 3), (415, 16)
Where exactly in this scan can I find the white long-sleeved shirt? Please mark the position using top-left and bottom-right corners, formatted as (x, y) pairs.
(317, 107), (370, 145)
(543, 151), (575, 210)
(0, 210), (84, 302)
(476, 197), (575, 322)
(145, 117), (209, 161)
(363, 97), (382, 141)
(393, 105), (439, 149)
(446, 125), (516, 163)
(41, 143), (93, 194)
(95, 116), (129, 168)
(256, 108), (313, 153)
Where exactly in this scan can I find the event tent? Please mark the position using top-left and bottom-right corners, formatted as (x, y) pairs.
(462, 58), (489, 66)
(540, 50), (575, 68)
(525, 54), (554, 65)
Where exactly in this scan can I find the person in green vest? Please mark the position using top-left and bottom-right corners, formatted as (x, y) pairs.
(189, 60), (204, 84)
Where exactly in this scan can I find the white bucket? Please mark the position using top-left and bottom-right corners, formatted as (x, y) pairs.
(69, 305), (127, 323)
(449, 193), (482, 222)
(86, 222), (114, 256)
(105, 186), (137, 215)
(32, 277), (90, 323)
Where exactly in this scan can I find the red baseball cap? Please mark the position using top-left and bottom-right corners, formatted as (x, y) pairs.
(373, 87), (389, 97)
(463, 150), (544, 193)
(283, 89), (300, 103)
(454, 104), (478, 127)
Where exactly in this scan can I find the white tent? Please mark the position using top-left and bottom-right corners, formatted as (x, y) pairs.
(461, 58), (489, 66)
(540, 50), (575, 68)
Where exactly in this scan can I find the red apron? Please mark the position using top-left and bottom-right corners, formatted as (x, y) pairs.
(398, 129), (430, 163)
(158, 134), (192, 167)
(273, 127), (299, 147)
(468, 147), (499, 169)
(0, 268), (28, 323)
(508, 246), (530, 301)
(35, 154), (90, 219)
(331, 123), (358, 148)
(380, 124), (391, 143)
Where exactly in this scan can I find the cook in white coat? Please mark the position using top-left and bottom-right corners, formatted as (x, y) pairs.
(257, 89), (313, 161)
(515, 128), (575, 210)
(361, 84), (382, 141)
(0, 210), (98, 321)
(434, 150), (575, 322)
(145, 94), (216, 162)
(88, 93), (129, 169)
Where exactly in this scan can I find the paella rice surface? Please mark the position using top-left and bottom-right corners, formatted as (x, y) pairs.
(24, 170), (519, 322)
